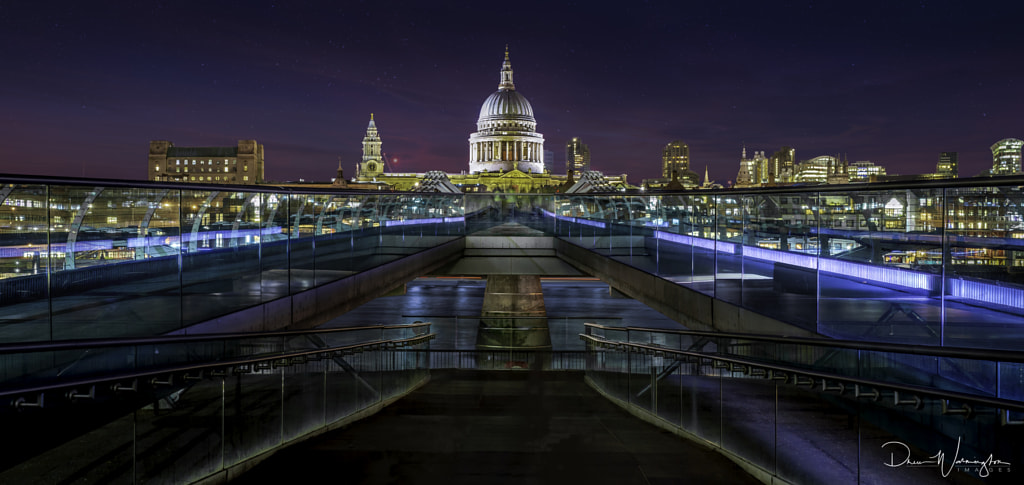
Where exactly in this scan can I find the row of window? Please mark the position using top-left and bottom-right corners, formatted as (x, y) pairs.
(174, 159), (236, 165)
(155, 166), (248, 174)
(153, 176), (250, 182)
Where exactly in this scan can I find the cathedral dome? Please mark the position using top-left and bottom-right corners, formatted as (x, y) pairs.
(468, 48), (544, 175)
(478, 90), (535, 123)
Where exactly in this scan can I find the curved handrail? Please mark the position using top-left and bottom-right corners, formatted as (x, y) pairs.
(580, 333), (1024, 414)
(1, 333), (436, 404)
(582, 323), (1024, 364)
(0, 322), (433, 355)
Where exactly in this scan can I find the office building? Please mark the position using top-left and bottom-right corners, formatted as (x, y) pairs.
(990, 138), (1023, 176)
(148, 140), (264, 184)
(565, 137), (590, 174)
(662, 141), (689, 179)
(937, 151), (958, 178)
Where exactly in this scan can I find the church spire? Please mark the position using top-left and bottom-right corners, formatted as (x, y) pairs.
(499, 45), (515, 91)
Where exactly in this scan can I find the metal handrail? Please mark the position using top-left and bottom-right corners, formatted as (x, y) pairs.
(5, 173), (1023, 196)
(580, 333), (1024, 414)
(582, 323), (1024, 364)
(0, 173), (432, 196)
(575, 173), (1024, 195)
(1, 333), (436, 402)
(0, 322), (433, 355)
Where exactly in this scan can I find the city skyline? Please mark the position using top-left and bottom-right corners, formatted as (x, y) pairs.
(2, 1), (1022, 184)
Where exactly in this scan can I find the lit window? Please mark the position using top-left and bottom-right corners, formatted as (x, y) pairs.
(155, 166), (160, 172)
(176, 160), (180, 165)
(244, 176), (249, 181)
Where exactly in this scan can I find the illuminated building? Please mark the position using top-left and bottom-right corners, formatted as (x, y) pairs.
(735, 147), (768, 187)
(467, 47), (545, 175)
(566, 138), (590, 174)
(346, 49), (629, 193)
(358, 114), (385, 179)
(848, 161), (887, 182)
(793, 156), (834, 184)
(770, 146), (796, 183)
(642, 141), (698, 189)
(662, 141), (690, 179)
(990, 138), (1023, 176)
(937, 152), (958, 178)
(794, 155), (850, 184)
(148, 140), (264, 184)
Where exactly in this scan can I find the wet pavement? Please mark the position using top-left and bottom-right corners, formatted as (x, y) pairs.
(319, 277), (687, 350)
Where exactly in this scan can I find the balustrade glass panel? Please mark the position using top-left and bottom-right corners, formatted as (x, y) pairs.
(180, 190), (263, 325)
(817, 188), (943, 345)
(287, 194), (321, 293)
(741, 192), (819, 329)
(715, 195), (743, 304)
(0, 184), (50, 342)
(944, 184), (1024, 351)
(259, 192), (290, 302)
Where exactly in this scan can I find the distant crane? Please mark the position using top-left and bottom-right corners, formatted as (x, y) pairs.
(382, 151), (398, 172)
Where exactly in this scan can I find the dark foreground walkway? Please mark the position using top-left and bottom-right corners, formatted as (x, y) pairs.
(233, 370), (760, 484)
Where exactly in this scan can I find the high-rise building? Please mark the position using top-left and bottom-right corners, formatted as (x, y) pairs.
(662, 141), (689, 179)
(149, 140), (264, 184)
(937, 152), (958, 178)
(990, 138), (1023, 176)
(769, 146), (796, 184)
(468, 47), (545, 174)
(565, 137), (590, 174)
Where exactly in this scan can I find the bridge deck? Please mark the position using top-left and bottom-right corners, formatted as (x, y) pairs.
(233, 370), (760, 484)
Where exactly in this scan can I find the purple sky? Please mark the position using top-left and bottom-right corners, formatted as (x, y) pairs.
(1, 1), (1021, 185)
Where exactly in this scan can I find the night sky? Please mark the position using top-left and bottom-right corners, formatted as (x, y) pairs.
(2, 1), (1021, 185)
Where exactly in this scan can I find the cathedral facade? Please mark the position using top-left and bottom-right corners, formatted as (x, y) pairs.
(350, 49), (629, 193)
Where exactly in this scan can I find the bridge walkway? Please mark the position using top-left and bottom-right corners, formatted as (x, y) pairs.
(233, 370), (760, 485)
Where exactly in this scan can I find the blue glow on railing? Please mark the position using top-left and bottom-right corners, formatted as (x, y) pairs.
(556, 213), (1022, 309)
(743, 246), (818, 269)
(819, 258), (936, 291)
(653, 230), (724, 252)
(125, 227), (284, 247)
(384, 218), (445, 227)
(949, 278), (1024, 309)
(444, 216), (465, 223)
(541, 211), (607, 228)
(0, 241), (114, 258)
